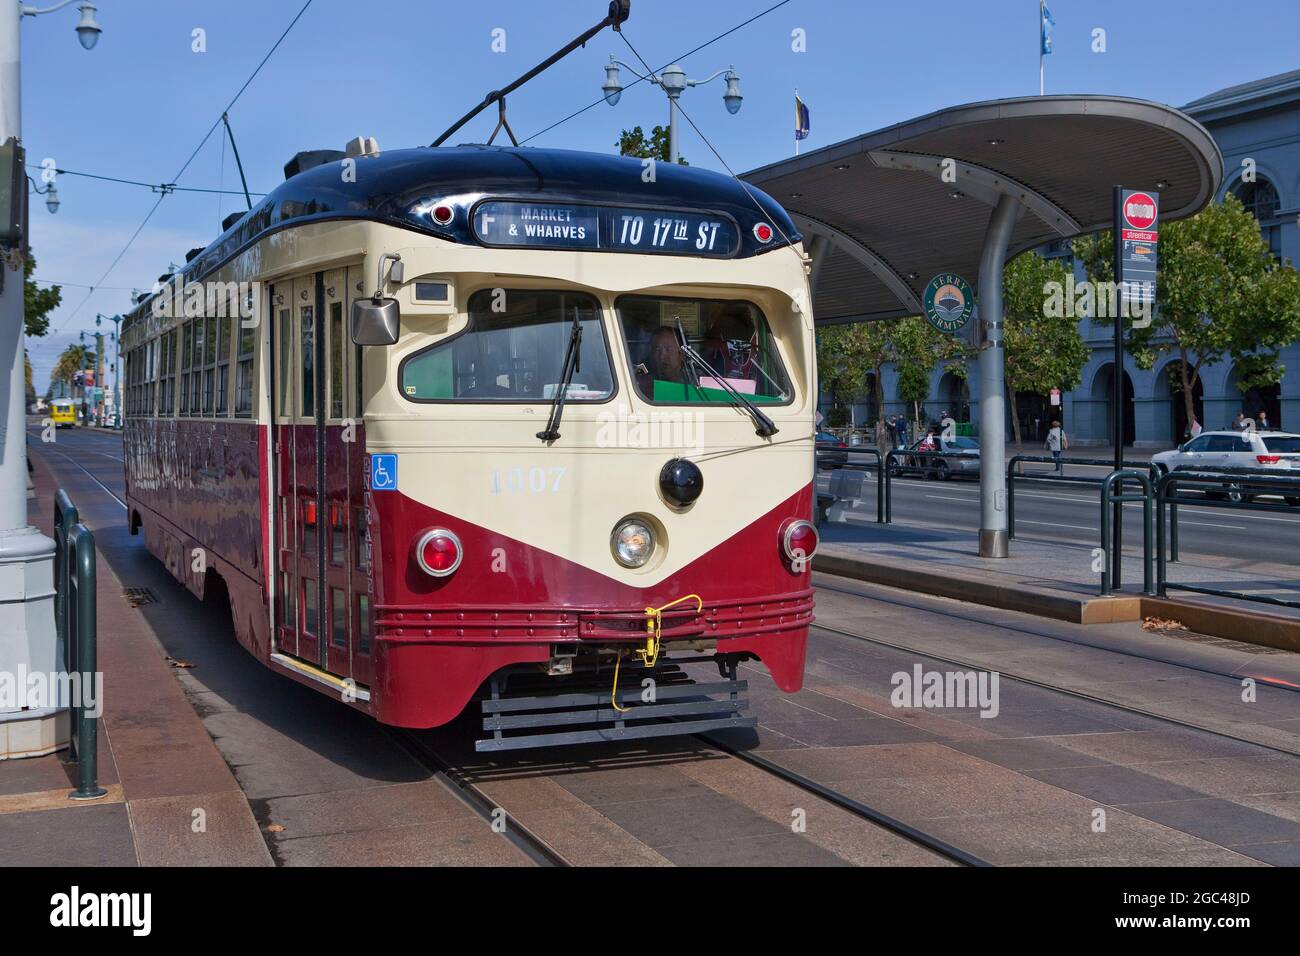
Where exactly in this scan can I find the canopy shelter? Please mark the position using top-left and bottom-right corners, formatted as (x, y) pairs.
(742, 95), (1223, 556)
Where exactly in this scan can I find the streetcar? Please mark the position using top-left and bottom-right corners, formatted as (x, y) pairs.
(49, 398), (77, 428)
(119, 142), (817, 749)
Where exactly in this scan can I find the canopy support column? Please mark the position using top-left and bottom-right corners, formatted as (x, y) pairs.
(977, 194), (1018, 558)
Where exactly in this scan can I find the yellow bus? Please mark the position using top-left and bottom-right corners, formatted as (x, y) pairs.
(50, 399), (76, 428)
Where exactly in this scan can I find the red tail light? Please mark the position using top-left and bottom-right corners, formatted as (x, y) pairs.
(415, 528), (463, 577)
(1257, 455), (1282, 464)
(781, 519), (818, 570)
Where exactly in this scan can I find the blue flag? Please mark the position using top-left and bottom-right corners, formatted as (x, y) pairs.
(795, 93), (810, 141)
(1041, 3), (1055, 55)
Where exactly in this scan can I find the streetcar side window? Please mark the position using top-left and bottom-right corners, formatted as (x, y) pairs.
(399, 289), (613, 402)
(180, 322), (193, 416)
(235, 316), (255, 418)
(616, 295), (791, 406)
(301, 304), (315, 417)
(278, 307), (293, 418)
(329, 300), (344, 420)
(202, 314), (217, 416)
(215, 314), (231, 416)
(191, 319), (205, 415)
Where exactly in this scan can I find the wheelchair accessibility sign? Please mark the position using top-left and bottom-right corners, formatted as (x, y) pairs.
(370, 454), (397, 491)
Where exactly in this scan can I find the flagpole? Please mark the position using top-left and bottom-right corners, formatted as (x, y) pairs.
(794, 87), (800, 155)
(1039, 0), (1044, 95)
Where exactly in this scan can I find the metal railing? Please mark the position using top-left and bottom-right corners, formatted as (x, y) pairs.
(54, 488), (106, 801)
(1007, 454), (1159, 540)
(1099, 470), (1154, 596)
(1156, 467), (1300, 610)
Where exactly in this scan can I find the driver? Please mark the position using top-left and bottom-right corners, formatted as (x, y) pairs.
(636, 326), (686, 395)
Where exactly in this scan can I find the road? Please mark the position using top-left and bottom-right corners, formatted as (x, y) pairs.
(28, 423), (1300, 866)
(821, 452), (1300, 569)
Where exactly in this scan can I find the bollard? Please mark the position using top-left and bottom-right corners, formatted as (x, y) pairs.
(67, 523), (106, 801)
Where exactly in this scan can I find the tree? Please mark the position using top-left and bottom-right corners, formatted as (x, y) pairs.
(1074, 194), (1300, 431)
(24, 351), (35, 408)
(1001, 252), (1090, 451)
(51, 343), (94, 394)
(816, 317), (955, 448)
(893, 316), (966, 427)
(24, 254), (61, 338)
(617, 125), (687, 165)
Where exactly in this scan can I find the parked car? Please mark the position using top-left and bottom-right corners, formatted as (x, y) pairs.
(891, 435), (980, 480)
(815, 430), (849, 470)
(1150, 429), (1300, 504)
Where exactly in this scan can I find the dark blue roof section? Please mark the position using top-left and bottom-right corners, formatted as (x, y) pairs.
(173, 145), (800, 289)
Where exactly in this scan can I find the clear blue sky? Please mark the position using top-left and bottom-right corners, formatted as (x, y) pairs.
(22, 0), (1300, 394)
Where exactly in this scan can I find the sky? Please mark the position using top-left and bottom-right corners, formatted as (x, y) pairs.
(20, 0), (1300, 395)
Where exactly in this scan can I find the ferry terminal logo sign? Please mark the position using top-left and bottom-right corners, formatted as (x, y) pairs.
(923, 273), (974, 334)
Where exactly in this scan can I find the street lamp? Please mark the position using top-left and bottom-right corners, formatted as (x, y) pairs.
(601, 55), (742, 164)
(74, 1), (100, 49)
(96, 312), (122, 427)
(27, 175), (59, 213)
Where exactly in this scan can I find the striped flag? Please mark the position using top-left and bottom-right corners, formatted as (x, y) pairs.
(795, 93), (810, 141)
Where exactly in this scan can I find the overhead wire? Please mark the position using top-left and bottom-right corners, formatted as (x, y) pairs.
(33, 0), (314, 349)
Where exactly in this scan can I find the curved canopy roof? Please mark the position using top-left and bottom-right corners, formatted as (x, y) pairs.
(742, 95), (1223, 324)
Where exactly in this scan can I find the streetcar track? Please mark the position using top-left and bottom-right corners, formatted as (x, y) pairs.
(31, 440), (129, 510)
(691, 729), (990, 866)
(388, 728), (571, 867)
(806, 617), (1300, 760)
(814, 575), (1300, 696)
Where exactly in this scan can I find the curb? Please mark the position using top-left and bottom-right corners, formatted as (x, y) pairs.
(814, 545), (1300, 651)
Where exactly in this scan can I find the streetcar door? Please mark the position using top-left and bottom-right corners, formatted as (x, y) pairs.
(275, 274), (325, 666)
(321, 269), (369, 681)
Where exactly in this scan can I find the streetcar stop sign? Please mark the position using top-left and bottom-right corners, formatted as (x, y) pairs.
(1115, 187), (1159, 311)
(923, 273), (974, 334)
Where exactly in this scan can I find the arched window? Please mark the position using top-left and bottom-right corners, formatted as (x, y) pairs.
(1234, 178), (1279, 221)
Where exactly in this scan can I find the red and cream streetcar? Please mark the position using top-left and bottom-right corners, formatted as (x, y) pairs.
(120, 131), (817, 749)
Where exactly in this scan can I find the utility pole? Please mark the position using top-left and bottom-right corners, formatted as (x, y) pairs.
(0, 0), (102, 758)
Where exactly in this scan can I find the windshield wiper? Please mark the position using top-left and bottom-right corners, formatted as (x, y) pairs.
(675, 321), (778, 438)
(537, 307), (582, 442)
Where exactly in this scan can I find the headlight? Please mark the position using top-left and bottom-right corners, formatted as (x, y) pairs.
(611, 517), (656, 568)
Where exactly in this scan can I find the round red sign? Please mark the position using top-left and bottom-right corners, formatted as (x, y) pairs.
(1123, 192), (1157, 230)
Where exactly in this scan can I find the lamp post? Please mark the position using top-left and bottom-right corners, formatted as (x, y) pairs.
(96, 312), (120, 427)
(0, 0), (102, 758)
(601, 56), (742, 164)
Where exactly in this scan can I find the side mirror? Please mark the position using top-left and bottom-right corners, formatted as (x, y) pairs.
(351, 297), (400, 346)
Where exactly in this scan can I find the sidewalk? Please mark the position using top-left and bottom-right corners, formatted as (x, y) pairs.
(0, 453), (271, 866)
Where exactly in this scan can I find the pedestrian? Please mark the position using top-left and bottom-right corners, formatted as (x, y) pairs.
(919, 427), (937, 452)
(1231, 412), (1245, 431)
(1258, 408), (1270, 431)
(1046, 419), (1067, 473)
(1189, 416), (1202, 439)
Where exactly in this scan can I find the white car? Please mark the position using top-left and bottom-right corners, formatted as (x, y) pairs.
(1151, 429), (1300, 504)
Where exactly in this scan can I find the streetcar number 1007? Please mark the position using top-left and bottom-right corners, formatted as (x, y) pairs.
(489, 467), (566, 494)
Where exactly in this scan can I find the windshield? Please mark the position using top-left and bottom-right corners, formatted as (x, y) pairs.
(616, 295), (790, 405)
(948, 437), (978, 450)
(1263, 436), (1300, 453)
(400, 289), (613, 402)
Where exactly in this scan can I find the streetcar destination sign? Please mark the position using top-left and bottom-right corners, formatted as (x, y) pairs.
(473, 200), (739, 257)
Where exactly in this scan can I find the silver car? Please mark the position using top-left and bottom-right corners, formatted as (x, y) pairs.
(1151, 429), (1300, 504)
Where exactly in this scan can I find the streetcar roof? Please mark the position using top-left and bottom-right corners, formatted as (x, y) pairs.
(125, 146), (800, 329)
